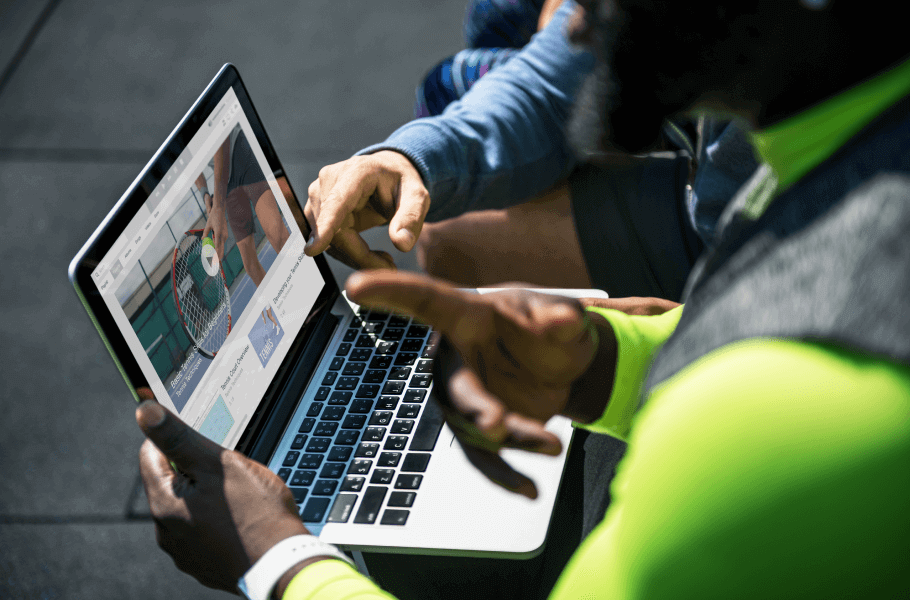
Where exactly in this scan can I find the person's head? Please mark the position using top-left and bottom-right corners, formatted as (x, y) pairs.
(568, 0), (910, 155)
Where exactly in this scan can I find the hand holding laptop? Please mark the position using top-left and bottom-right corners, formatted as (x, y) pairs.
(136, 400), (310, 593)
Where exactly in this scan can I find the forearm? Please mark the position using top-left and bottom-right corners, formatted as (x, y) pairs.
(213, 137), (230, 205)
(357, 1), (594, 221)
(567, 306), (683, 439)
(280, 558), (395, 600)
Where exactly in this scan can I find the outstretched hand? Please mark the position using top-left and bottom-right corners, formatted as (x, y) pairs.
(304, 151), (430, 270)
(136, 399), (308, 593)
(346, 271), (607, 499)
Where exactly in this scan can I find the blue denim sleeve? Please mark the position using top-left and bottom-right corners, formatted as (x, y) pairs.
(356, 1), (595, 222)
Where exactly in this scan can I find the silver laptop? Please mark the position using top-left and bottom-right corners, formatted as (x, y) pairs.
(69, 64), (604, 557)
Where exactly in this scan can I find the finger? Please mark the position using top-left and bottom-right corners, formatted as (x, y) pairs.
(345, 270), (481, 336)
(388, 174), (430, 252)
(136, 401), (222, 475)
(307, 172), (377, 256)
(138, 437), (181, 507)
(459, 443), (538, 500)
(501, 412), (562, 455)
(328, 228), (396, 270)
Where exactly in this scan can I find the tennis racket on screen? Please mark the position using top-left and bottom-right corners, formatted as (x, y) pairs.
(172, 229), (232, 359)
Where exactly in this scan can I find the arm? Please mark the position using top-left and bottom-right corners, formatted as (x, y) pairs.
(358, 0), (594, 222)
(549, 340), (910, 599)
(202, 137), (232, 260)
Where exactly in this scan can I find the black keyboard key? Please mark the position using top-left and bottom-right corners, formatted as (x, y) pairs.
(329, 391), (353, 406)
(416, 359), (433, 374)
(356, 335), (376, 348)
(369, 356), (393, 369)
(356, 442), (380, 458)
(370, 469), (395, 484)
(335, 429), (360, 445)
(382, 381), (405, 395)
(306, 437), (331, 453)
(350, 399), (374, 413)
(362, 427), (386, 442)
(401, 339), (424, 353)
(388, 315), (410, 328)
(367, 310), (390, 321)
(322, 406), (345, 421)
(301, 497), (331, 522)
(376, 341), (398, 355)
(388, 367), (411, 380)
(350, 348), (372, 361)
(336, 377), (358, 391)
(347, 459), (372, 475)
(407, 325), (430, 338)
(291, 434), (308, 450)
(378, 452), (401, 467)
(283, 451), (300, 467)
(354, 486), (388, 524)
(330, 356), (345, 370)
(299, 418), (316, 433)
(356, 384), (380, 398)
(388, 491), (416, 507)
(402, 453), (431, 472)
(381, 509), (410, 526)
(410, 399), (445, 451)
(307, 403), (324, 417)
(342, 414), (368, 429)
(369, 411), (393, 426)
(342, 362), (366, 376)
(277, 468), (292, 482)
(411, 374), (432, 388)
(363, 321), (384, 334)
(404, 389), (426, 403)
(327, 494), (358, 523)
(382, 328), (404, 341)
(395, 474), (423, 490)
(319, 462), (346, 479)
(290, 470), (316, 486)
(384, 435), (408, 451)
(322, 372), (338, 386)
(315, 386), (331, 401)
(422, 343), (437, 359)
(341, 476), (365, 492)
(394, 352), (419, 366)
(376, 396), (399, 410)
(363, 369), (387, 384)
(343, 328), (358, 342)
(391, 420), (414, 434)
(397, 404), (420, 419)
(314, 422), (338, 437)
(298, 453), (324, 469)
(312, 479), (339, 496)
(328, 446), (353, 462)
(291, 487), (308, 504)
(336, 343), (351, 356)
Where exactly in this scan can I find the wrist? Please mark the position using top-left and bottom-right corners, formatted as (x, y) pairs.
(272, 556), (335, 600)
(562, 309), (617, 423)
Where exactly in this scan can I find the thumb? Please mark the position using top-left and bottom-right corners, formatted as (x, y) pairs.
(388, 172), (430, 253)
(136, 400), (221, 474)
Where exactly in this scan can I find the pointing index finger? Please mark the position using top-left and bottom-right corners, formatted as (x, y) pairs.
(345, 271), (479, 337)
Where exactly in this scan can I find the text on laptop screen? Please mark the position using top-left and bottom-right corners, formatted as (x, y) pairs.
(91, 87), (323, 449)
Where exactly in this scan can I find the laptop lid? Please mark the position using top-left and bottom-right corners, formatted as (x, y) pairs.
(69, 64), (338, 459)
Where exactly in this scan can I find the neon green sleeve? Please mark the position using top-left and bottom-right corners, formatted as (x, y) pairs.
(549, 339), (910, 599)
(282, 559), (396, 600)
(580, 305), (683, 439)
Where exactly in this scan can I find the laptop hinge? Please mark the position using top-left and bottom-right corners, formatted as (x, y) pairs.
(247, 310), (339, 464)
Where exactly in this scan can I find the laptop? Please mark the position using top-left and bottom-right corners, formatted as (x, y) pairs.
(69, 64), (607, 558)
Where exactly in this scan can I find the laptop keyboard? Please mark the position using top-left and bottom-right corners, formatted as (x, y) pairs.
(274, 308), (444, 527)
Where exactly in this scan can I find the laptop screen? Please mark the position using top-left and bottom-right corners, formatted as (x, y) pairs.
(90, 86), (323, 450)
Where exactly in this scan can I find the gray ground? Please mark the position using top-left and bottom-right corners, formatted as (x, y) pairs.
(0, 1), (466, 597)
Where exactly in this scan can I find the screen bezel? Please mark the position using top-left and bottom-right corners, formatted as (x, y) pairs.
(68, 63), (339, 456)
